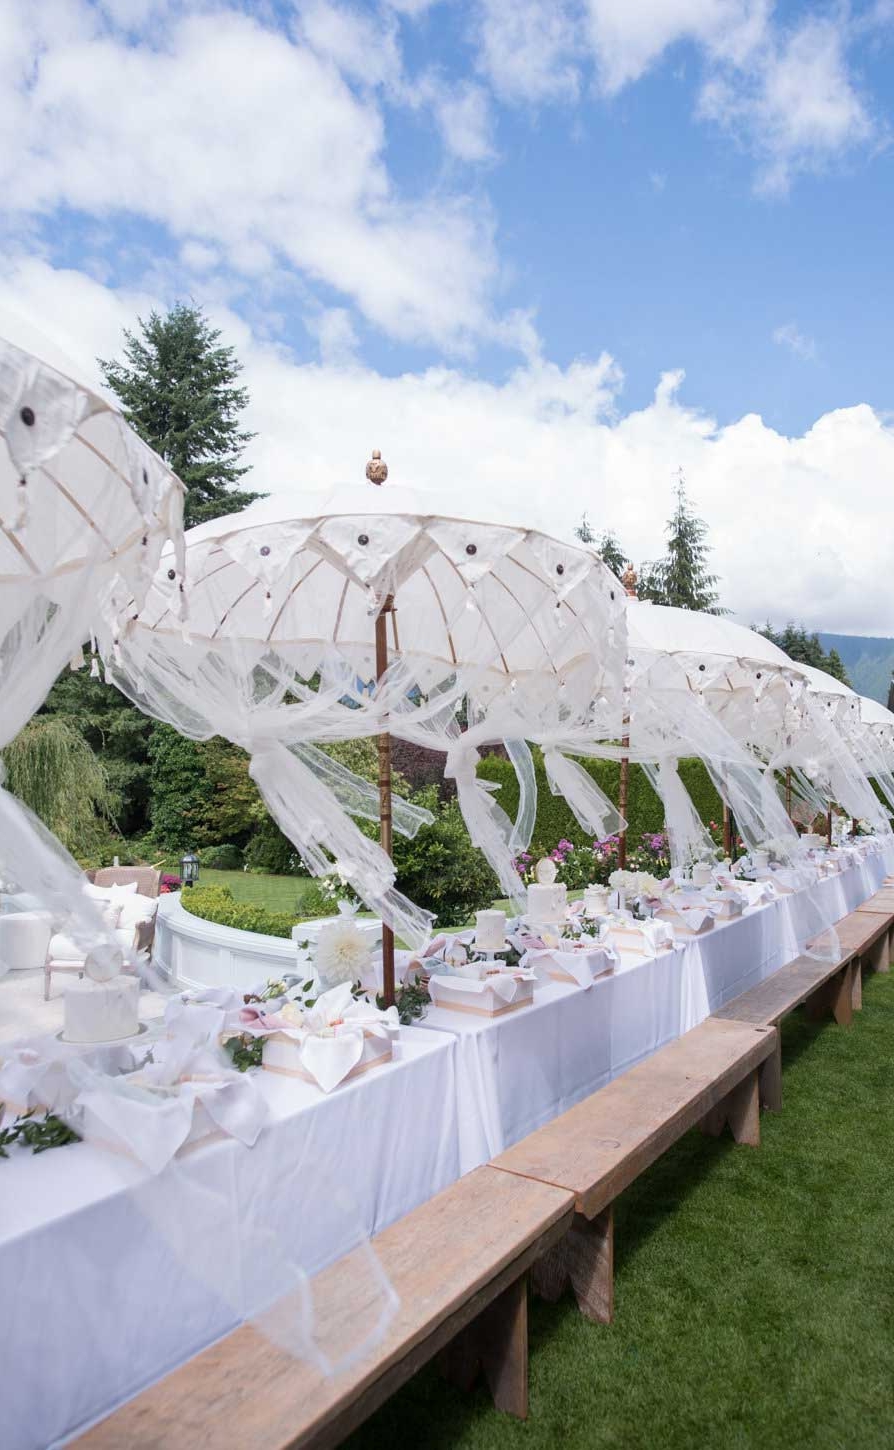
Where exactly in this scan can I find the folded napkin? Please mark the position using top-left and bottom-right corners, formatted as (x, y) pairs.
(523, 939), (617, 989)
(429, 968), (536, 1004)
(243, 983), (399, 1094)
(67, 1041), (268, 1173)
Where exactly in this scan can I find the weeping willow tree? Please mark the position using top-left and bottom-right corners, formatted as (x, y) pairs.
(2, 717), (118, 856)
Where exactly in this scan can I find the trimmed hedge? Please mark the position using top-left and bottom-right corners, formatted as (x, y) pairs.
(476, 748), (723, 848)
(181, 885), (297, 939)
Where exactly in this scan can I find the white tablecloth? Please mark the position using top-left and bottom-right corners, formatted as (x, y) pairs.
(416, 844), (894, 1169)
(2, 842), (891, 1448)
(0, 1027), (459, 1450)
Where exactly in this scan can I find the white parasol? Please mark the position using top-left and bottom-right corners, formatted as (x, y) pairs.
(106, 455), (628, 1001)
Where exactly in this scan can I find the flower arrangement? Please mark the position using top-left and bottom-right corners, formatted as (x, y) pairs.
(609, 869), (665, 900)
(314, 911), (373, 991)
(160, 873), (181, 893)
(513, 832), (672, 889)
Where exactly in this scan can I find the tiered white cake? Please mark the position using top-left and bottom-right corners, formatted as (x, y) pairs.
(63, 975), (140, 1043)
(527, 882), (568, 923)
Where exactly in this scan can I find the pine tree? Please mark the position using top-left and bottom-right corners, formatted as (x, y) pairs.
(638, 475), (724, 614)
(99, 303), (261, 526)
(574, 516), (627, 577)
(596, 531), (627, 578)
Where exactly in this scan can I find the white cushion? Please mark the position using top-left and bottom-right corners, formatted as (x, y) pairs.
(48, 933), (85, 963)
(83, 880), (139, 901)
(117, 893), (158, 930)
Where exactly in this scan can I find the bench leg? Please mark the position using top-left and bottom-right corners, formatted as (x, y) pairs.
(805, 965), (853, 1027)
(759, 1036), (783, 1112)
(830, 966), (853, 1027)
(440, 1273), (529, 1419)
(851, 958), (863, 1012)
(868, 934), (890, 974)
(700, 1070), (761, 1146)
(532, 1205), (614, 1325)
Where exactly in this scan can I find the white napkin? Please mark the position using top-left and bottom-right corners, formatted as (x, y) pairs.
(57, 1038), (269, 1174)
(528, 942), (617, 989)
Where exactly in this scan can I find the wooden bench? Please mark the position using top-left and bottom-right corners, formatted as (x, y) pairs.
(490, 1018), (775, 1326)
(74, 1166), (575, 1447)
(712, 951), (858, 1110)
(835, 909), (891, 985)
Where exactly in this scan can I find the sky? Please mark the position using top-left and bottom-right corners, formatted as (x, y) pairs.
(1, 0), (893, 633)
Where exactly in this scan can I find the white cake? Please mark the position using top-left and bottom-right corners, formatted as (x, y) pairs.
(527, 882), (568, 924)
(474, 909), (506, 952)
(63, 975), (140, 1043)
(583, 884), (609, 915)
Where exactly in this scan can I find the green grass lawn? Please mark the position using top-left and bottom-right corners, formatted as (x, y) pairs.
(347, 971), (894, 1450)
(195, 868), (320, 913)
(190, 872), (565, 927)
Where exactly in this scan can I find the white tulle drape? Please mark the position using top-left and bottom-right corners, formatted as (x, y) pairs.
(107, 494), (629, 943)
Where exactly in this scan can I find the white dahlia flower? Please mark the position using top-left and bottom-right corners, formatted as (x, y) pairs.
(314, 917), (372, 990)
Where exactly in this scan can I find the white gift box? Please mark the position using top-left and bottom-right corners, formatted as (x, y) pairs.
(607, 919), (674, 957)
(656, 905), (715, 936)
(262, 1027), (393, 1085)
(428, 971), (535, 1017)
(77, 1089), (224, 1162)
(541, 944), (615, 987)
(711, 892), (744, 920)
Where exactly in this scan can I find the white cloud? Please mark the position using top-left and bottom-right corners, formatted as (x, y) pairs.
(430, 79), (496, 162)
(470, 1), (878, 192)
(307, 306), (361, 366)
(0, 4), (506, 352)
(772, 321), (816, 361)
(6, 255), (892, 637)
(700, 16), (875, 194)
(474, 0), (582, 103)
(294, 0), (402, 87)
(179, 239), (220, 273)
(584, 0), (767, 96)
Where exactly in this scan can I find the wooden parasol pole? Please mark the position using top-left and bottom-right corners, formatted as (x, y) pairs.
(367, 450), (396, 1008)
(617, 563), (638, 869)
(722, 802), (732, 857)
(785, 765), (793, 821)
(827, 807), (834, 847)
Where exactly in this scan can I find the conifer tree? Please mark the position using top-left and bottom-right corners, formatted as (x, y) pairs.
(574, 516), (627, 577)
(638, 474), (724, 613)
(596, 530), (627, 578)
(99, 303), (261, 525)
(758, 622), (851, 685)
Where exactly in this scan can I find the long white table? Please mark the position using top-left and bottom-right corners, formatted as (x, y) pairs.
(415, 845), (894, 1169)
(0, 1027), (459, 1450)
(2, 842), (891, 1448)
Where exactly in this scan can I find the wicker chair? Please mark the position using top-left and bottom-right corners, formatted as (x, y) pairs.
(45, 868), (163, 999)
(88, 868), (162, 898)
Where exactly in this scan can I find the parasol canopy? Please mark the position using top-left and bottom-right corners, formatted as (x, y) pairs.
(0, 311), (185, 975)
(0, 311), (185, 746)
(106, 474), (628, 951)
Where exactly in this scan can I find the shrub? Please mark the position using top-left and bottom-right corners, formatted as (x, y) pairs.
(477, 748), (722, 847)
(243, 817), (303, 875)
(200, 843), (244, 870)
(393, 787), (499, 927)
(180, 885), (296, 939)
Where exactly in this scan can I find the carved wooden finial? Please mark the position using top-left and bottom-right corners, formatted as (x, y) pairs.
(621, 562), (638, 598)
(365, 448), (388, 485)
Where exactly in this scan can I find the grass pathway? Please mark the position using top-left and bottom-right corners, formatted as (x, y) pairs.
(348, 971), (894, 1450)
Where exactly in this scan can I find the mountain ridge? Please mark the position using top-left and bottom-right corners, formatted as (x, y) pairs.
(817, 633), (894, 705)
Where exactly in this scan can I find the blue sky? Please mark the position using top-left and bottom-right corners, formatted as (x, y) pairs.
(2, 0), (894, 631)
